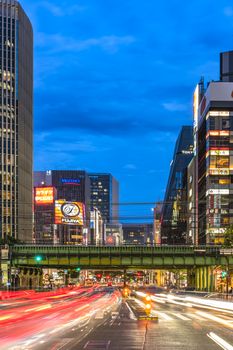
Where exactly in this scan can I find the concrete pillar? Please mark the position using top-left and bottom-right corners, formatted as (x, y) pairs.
(195, 268), (199, 290)
(149, 271), (154, 284)
(187, 268), (195, 289)
(203, 267), (207, 291)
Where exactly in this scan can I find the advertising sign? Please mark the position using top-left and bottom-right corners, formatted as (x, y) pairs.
(206, 189), (229, 196)
(209, 169), (230, 175)
(55, 200), (84, 225)
(35, 187), (55, 205)
(60, 178), (81, 185)
(193, 84), (199, 128)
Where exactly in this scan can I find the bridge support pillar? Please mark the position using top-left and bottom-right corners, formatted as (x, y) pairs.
(187, 268), (195, 289)
(18, 268), (42, 289)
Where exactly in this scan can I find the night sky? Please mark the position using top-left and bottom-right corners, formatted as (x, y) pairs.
(21, 0), (233, 212)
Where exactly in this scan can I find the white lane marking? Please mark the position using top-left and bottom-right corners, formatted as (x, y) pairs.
(207, 332), (233, 350)
(156, 311), (173, 320)
(187, 313), (206, 321)
(172, 313), (191, 321)
(125, 301), (137, 320)
(196, 311), (233, 329)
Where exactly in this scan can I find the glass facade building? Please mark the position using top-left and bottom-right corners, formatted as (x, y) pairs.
(89, 173), (119, 224)
(161, 126), (194, 244)
(0, 1), (33, 241)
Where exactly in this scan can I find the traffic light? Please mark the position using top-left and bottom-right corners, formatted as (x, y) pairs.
(35, 255), (42, 262)
(222, 271), (227, 278)
(76, 267), (81, 272)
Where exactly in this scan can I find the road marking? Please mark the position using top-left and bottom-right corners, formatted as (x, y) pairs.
(207, 332), (233, 350)
(156, 311), (173, 320)
(187, 313), (205, 321)
(172, 313), (190, 321)
(196, 311), (233, 329)
(125, 301), (137, 320)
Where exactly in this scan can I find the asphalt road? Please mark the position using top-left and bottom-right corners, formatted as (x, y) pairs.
(2, 289), (233, 350)
(74, 299), (233, 350)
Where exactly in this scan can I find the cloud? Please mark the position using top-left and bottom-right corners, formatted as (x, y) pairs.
(36, 33), (136, 54)
(36, 1), (85, 17)
(162, 102), (187, 112)
(223, 6), (233, 17)
(124, 164), (137, 170)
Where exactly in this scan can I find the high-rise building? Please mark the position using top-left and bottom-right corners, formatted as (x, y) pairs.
(161, 126), (194, 244)
(88, 173), (119, 223)
(122, 223), (153, 245)
(194, 50), (233, 244)
(153, 204), (162, 245)
(186, 156), (197, 245)
(34, 170), (90, 244)
(0, 1), (33, 241)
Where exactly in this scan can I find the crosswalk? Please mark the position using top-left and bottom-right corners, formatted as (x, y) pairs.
(150, 310), (233, 323)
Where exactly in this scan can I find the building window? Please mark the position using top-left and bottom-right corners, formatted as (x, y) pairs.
(222, 119), (230, 130)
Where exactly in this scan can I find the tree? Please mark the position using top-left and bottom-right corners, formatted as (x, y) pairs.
(223, 225), (233, 248)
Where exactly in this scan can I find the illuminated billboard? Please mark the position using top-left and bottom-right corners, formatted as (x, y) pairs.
(55, 200), (84, 225)
(35, 187), (55, 205)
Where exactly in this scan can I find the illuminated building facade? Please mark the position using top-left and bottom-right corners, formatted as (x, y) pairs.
(161, 126), (194, 244)
(34, 170), (90, 244)
(186, 156), (197, 245)
(89, 173), (119, 223)
(34, 187), (56, 244)
(194, 50), (233, 244)
(153, 204), (162, 245)
(0, 1), (33, 241)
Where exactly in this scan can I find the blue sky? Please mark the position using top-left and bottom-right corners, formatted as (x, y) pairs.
(21, 0), (233, 212)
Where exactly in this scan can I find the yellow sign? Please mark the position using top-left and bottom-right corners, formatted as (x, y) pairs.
(55, 200), (84, 225)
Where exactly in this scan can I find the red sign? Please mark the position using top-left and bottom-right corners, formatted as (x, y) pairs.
(35, 187), (55, 205)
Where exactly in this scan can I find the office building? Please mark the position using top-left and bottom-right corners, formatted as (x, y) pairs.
(186, 157), (197, 245)
(153, 204), (162, 245)
(90, 207), (103, 245)
(34, 170), (90, 244)
(194, 50), (233, 244)
(105, 223), (123, 245)
(0, 1), (33, 241)
(89, 173), (119, 223)
(161, 126), (194, 244)
(122, 223), (153, 245)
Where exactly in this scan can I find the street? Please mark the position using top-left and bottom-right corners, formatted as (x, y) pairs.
(1, 287), (233, 349)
